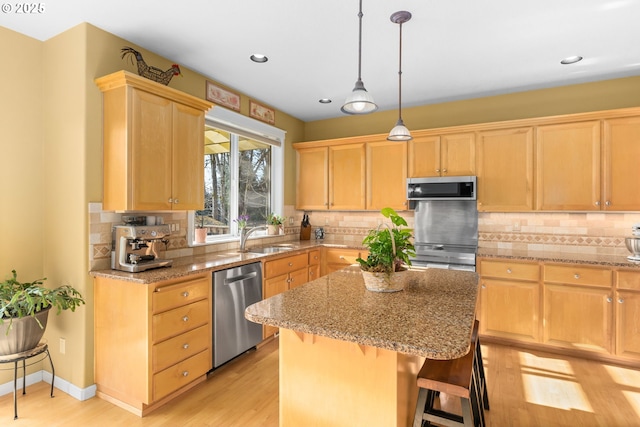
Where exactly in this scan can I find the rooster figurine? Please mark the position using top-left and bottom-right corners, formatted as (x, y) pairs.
(121, 46), (182, 86)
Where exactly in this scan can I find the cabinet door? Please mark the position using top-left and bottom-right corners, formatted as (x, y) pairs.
(296, 147), (329, 210)
(441, 133), (475, 176)
(366, 140), (407, 211)
(330, 144), (365, 210)
(476, 127), (534, 211)
(603, 116), (640, 211)
(172, 102), (205, 210)
(616, 291), (640, 360)
(536, 121), (601, 210)
(308, 264), (320, 282)
(288, 268), (309, 289)
(543, 284), (613, 353)
(263, 274), (289, 338)
(131, 88), (174, 210)
(480, 278), (539, 342)
(408, 135), (440, 177)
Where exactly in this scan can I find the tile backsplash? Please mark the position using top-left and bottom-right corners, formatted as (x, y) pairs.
(89, 203), (640, 270)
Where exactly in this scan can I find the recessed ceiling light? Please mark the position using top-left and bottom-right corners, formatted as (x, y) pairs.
(250, 54), (268, 63)
(560, 56), (583, 65)
(319, 98), (332, 104)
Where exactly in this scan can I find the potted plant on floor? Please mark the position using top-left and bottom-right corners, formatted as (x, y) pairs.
(266, 213), (286, 235)
(0, 270), (85, 355)
(356, 208), (415, 292)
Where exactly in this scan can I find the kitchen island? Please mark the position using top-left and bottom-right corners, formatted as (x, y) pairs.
(245, 266), (479, 427)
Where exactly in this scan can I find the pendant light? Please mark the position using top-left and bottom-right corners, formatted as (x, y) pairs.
(341, 0), (378, 115)
(387, 11), (412, 141)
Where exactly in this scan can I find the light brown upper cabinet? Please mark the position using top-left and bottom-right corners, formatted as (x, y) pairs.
(96, 71), (212, 211)
(366, 139), (407, 211)
(296, 143), (365, 210)
(476, 127), (534, 211)
(408, 132), (475, 177)
(602, 116), (640, 210)
(536, 121), (601, 210)
(294, 136), (405, 211)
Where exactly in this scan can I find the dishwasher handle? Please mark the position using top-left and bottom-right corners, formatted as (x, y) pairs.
(224, 271), (258, 286)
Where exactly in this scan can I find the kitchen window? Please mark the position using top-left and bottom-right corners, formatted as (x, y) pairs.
(188, 108), (285, 245)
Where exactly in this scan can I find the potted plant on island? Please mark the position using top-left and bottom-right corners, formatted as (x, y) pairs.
(0, 270), (85, 355)
(356, 207), (415, 292)
(266, 213), (286, 235)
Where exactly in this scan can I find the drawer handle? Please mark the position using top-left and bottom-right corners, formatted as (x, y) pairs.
(182, 291), (189, 298)
(574, 274), (580, 279)
(182, 343), (189, 350)
(182, 316), (189, 322)
(339, 256), (345, 260)
(288, 262), (293, 267)
(506, 268), (512, 274)
(182, 371), (189, 377)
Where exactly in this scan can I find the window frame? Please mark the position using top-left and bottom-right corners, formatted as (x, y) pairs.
(187, 108), (285, 246)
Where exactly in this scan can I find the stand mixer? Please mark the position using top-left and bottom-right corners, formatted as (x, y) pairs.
(112, 225), (173, 272)
(625, 223), (640, 262)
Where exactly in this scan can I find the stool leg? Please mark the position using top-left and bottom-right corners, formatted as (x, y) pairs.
(413, 388), (429, 427)
(470, 368), (485, 427)
(475, 340), (489, 410)
(22, 359), (27, 395)
(13, 361), (18, 420)
(46, 349), (55, 398)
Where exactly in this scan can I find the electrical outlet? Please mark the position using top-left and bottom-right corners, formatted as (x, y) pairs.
(59, 338), (66, 354)
(170, 223), (176, 232)
(513, 221), (521, 231)
(289, 217), (293, 225)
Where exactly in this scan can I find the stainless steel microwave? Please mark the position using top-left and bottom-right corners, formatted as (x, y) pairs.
(407, 176), (476, 201)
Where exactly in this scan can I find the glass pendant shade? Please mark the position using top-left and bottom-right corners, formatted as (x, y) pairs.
(387, 118), (412, 141)
(341, 79), (378, 114)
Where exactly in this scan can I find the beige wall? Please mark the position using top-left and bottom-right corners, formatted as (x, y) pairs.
(303, 75), (640, 141)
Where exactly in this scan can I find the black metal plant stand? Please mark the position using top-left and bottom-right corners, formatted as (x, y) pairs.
(0, 342), (55, 420)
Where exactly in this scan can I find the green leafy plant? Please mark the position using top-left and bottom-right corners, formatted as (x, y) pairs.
(266, 213), (286, 226)
(0, 270), (85, 330)
(356, 208), (415, 274)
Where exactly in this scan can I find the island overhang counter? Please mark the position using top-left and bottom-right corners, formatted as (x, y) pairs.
(245, 266), (480, 427)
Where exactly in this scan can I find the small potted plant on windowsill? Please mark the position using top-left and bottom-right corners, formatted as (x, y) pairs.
(0, 270), (85, 355)
(266, 213), (286, 235)
(195, 215), (208, 243)
(356, 208), (415, 292)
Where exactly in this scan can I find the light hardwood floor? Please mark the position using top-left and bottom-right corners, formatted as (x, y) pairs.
(0, 338), (639, 426)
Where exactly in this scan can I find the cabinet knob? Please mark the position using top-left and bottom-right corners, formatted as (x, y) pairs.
(168, 198), (173, 203)
(606, 297), (612, 303)
(605, 201), (611, 206)
(183, 343), (189, 350)
(339, 256), (345, 260)
(595, 201), (600, 206)
(288, 262), (293, 266)
(443, 169), (448, 173)
(506, 268), (512, 274)
(174, 198), (179, 204)
(182, 316), (189, 322)
(435, 169), (440, 173)
(618, 298), (624, 304)
(182, 291), (189, 298)
(182, 371), (189, 377)
(481, 284), (486, 289)
(310, 271), (315, 277)
(574, 274), (580, 279)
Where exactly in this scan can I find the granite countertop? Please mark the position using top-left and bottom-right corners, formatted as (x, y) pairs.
(245, 266), (479, 360)
(477, 247), (640, 269)
(89, 240), (353, 284)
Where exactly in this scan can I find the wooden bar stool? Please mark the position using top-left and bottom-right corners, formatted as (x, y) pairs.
(471, 320), (489, 411)
(413, 323), (485, 427)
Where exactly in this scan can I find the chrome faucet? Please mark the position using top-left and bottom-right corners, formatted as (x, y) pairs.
(239, 225), (267, 252)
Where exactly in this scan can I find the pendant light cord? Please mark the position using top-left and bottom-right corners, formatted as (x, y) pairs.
(356, 0), (364, 82)
(397, 20), (403, 122)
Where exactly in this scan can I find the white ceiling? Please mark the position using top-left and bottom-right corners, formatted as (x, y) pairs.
(3, 0), (640, 122)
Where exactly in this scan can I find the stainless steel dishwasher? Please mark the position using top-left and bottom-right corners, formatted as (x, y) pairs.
(213, 262), (263, 368)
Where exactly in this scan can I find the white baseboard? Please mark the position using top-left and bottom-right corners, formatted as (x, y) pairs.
(0, 370), (96, 401)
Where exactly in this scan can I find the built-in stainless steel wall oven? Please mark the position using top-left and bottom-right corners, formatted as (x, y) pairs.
(408, 176), (478, 271)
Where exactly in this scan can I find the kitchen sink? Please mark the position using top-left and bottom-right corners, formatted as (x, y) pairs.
(248, 246), (294, 254)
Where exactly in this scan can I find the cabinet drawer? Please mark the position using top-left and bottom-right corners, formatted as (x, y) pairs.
(264, 253), (308, 278)
(480, 259), (539, 281)
(308, 250), (321, 265)
(153, 325), (209, 373)
(325, 249), (361, 265)
(153, 299), (209, 343)
(153, 349), (210, 401)
(544, 264), (612, 287)
(153, 275), (210, 313)
(616, 270), (640, 291)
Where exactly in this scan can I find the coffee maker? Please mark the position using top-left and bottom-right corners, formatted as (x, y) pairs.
(112, 225), (173, 272)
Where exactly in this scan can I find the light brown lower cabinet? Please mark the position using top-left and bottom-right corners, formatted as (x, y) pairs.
(321, 247), (364, 276)
(94, 272), (212, 416)
(479, 257), (640, 363)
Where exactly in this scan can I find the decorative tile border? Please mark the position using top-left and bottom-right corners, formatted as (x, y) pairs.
(479, 232), (625, 248)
